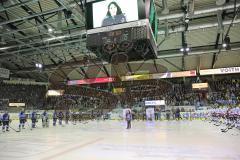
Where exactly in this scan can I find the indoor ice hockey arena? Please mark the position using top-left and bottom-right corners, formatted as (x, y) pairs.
(0, 0), (240, 160)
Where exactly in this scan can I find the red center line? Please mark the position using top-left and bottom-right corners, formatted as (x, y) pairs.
(41, 138), (103, 160)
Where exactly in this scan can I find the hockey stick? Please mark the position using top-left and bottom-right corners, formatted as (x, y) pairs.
(221, 123), (234, 133)
(221, 126), (229, 132)
(26, 121), (32, 130)
(214, 122), (221, 126)
(9, 126), (20, 132)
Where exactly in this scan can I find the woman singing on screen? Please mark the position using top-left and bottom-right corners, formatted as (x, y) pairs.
(101, 1), (127, 27)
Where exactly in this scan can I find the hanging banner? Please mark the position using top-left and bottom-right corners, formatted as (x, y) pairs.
(67, 77), (116, 85)
(152, 72), (172, 79)
(121, 74), (151, 81)
(200, 67), (240, 75)
(192, 83), (209, 89)
(145, 100), (165, 106)
(0, 68), (10, 79)
(171, 70), (196, 78)
(9, 103), (25, 107)
(46, 90), (64, 96)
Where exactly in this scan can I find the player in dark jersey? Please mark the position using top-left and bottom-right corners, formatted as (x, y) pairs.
(19, 110), (26, 130)
(58, 111), (64, 125)
(2, 111), (10, 132)
(31, 111), (37, 128)
(53, 110), (58, 126)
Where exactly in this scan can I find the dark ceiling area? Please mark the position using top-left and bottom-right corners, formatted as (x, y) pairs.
(0, 0), (239, 83)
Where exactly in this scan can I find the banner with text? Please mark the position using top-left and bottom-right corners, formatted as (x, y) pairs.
(200, 67), (240, 75)
(145, 100), (165, 106)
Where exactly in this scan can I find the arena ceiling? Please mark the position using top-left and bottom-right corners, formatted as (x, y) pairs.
(0, 0), (239, 83)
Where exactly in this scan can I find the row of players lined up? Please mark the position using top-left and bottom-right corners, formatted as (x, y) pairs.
(0, 110), (80, 132)
(208, 107), (240, 133)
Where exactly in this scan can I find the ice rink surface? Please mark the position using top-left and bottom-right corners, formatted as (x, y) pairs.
(0, 120), (240, 160)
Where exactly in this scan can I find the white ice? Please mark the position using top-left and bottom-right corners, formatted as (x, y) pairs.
(0, 120), (240, 160)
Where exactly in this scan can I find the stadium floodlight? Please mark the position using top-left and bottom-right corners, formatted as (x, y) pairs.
(48, 28), (53, 33)
(35, 63), (43, 69)
(38, 64), (43, 68)
(222, 43), (227, 48)
(180, 47), (190, 53)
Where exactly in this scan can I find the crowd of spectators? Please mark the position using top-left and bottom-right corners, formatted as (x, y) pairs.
(207, 79), (240, 105)
(113, 78), (240, 107)
(46, 86), (118, 110)
(0, 82), (46, 109)
(0, 77), (239, 111)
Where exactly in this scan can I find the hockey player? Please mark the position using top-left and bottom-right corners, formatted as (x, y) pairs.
(72, 111), (77, 125)
(2, 111), (10, 132)
(58, 111), (64, 125)
(42, 110), (49, 128)
(53, 110), (58, 126)
(0, 112), (2, 126)
(31, 111), (37, 128)
(19, 110), (26, 130)
(65, 110), (70, 124)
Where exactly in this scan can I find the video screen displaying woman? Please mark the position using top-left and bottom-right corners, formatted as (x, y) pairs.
(92, 0), (139, 28)
(101, 1), (126, 27)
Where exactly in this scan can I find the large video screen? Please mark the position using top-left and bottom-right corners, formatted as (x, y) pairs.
(92, 0), (139, 28)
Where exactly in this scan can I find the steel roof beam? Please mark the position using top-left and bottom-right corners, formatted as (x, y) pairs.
(0, 30), (86, 51)
(158, 2), (240, 21)
(0, 18), (83, 36)
(11, 44), (240, 74)
(153, 59), (159, 73)
(54, 0), (85, 25)
(0, 3), (77, 26)
(126, 63), (133, 74)
(211, 10), (227, 69)
(1, 24), (84, 42)
(0, 17), (81, 36)
(158, 19), (240, 34)
(102, 65), (110, 77)
(157, 45), (240, 58)
(2, 19), (239, 51)
(2, 18), (239, 49)
(163, 58), (182, 71)
(0, 0), (39, 12)
(2, 6), (78, 59)
(0, 39), (86, 59)
(80, 67), (89, 79)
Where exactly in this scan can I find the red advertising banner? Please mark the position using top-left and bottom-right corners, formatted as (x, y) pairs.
(67, 77), (116, 85)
